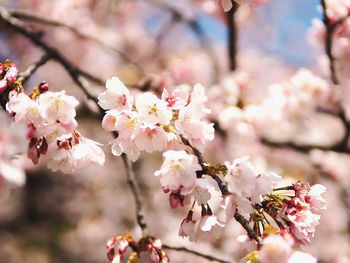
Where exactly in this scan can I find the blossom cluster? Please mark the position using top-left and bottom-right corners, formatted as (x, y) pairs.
(262, 68), (331, 122)
(106, 233), (169, 263)
(99, 77), (214, 161)
(2, 60), (105, 174)
(156, 151), (326, 253)
(244, 230), (317, 263)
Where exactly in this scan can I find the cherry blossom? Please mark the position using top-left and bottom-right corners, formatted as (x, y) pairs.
(224, 156), (257, 196)
(161, 84), (190, 109)
(221, 193), (253, 223)
(154, 150), (201, 194)
(134, 124), (168, 153)
(97, 77), (133, 111)
(195, 214), (225, 241)
(38, 90), (79, 124)
(8, 91), (42, 125)
(135, 92), (172, 126)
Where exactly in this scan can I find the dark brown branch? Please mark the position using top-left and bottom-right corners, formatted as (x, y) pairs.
(227, 2), (238, 71)
(321, 0), (339, 84)
(121, 154), (148, 234)
(162, 244), (232, 263)
(261, 135), (350, 155)
(9, 9), (145, 76)
(17, 53), (52, 84)
(180, 136), (260, 245)
(0, 6), (104, 87)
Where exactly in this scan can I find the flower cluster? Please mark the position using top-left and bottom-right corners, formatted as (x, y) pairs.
(3, 63), (105, 174)
(99, 77), (214, 161)
(161, 153), (326, 257)
(278, 183), (327, 244)
(243, 230), (317, 263)
(106, 233), (169, 263)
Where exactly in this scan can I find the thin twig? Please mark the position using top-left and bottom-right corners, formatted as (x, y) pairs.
(17, 53), (52, 84)
(162, 244), (232, 263)
(0, 6), (104, 87)
(121, 153), (148, 234)
(10, 9), (145, 75)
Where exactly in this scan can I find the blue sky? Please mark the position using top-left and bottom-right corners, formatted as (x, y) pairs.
(197, 0), (321, 66)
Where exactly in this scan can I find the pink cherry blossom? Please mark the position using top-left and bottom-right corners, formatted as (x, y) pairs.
(111, 137), (140, 162)
(134, 124), (168, 153)
(307, 184), (327, 213)
(224, 156), (257, 196)
(38, 90), (79, 124)
(161, 84), (190, 109)
(135, 92), (172, 125)
(258, 234), (294, 263)
(221, 193), (253, 223)
(102, 110), (120, 131)
(8, 92), (42, 125)
(195, 214), (225, 241)
(72, 138), (105, 168)
(114, 110), (140, 140)
(98, 77), (133, 111)
(251, 172), (281, 204)
(287, 251), (317, 263)
(154, 150), (201, 194)
(47, 147), (75, 174)
(179, 212), (197, 241)
(190, 176), (217, 205)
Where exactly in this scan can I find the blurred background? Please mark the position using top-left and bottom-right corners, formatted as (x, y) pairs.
(0, 0), (349, 262)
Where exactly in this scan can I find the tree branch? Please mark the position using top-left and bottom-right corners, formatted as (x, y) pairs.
(0, 6), (104, 87)
(321, 0), (339, 84)
(227, 2), (238, 71)
(162, 244), (232, 263)
(9, 9), (145, 75)
(17, 53), (52, 84)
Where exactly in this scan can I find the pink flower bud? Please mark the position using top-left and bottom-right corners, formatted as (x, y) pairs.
(106, 237), (117, 261)
(150, 248), (160, 263)
(162, 186), (169, 193)
(27, 122), (36, 140)
(28, 138), (40, 165)
(169, 192), (180, 209)
(39, 137), (48, 155)
(38, 81), (49, 93)
(5, 64), (18, 82)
